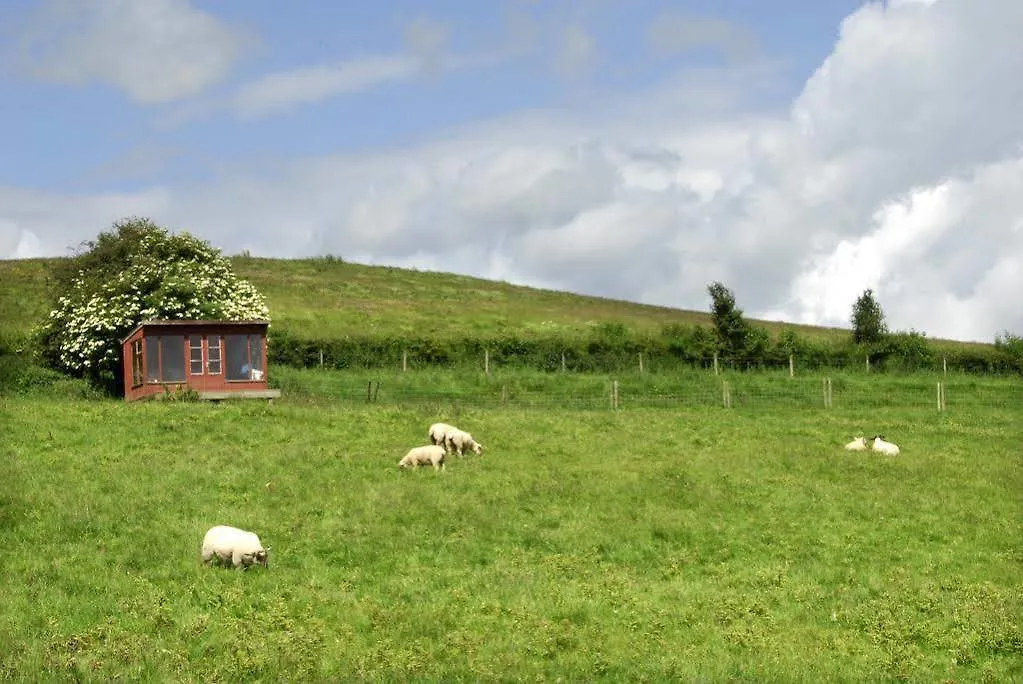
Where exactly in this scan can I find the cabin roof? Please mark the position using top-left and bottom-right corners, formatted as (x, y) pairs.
(120, 319), (270, 344)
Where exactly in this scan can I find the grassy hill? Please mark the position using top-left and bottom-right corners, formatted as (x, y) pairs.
(0, 256), (994, 358)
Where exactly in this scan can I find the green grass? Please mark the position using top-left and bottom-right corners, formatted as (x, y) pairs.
(2, 377), (1020, 681)
(0, 256), (997, 357)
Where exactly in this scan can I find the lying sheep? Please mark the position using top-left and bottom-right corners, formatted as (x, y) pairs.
(844, 436), (868, 451)
(201, 525), (269, 569)
(399, 444), (446, 471)
(445, 427), (483, 457)
(871, 435), (900, 456)
(428, 422), (457, 447)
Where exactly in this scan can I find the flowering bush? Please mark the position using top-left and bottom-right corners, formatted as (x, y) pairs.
(38, 218), (269, 386)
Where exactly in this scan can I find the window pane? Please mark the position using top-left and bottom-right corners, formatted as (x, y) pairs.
(207, 336), (222, 375)
(248, 336), (265, 379)
(145, 337), (160, 383)
(189, 335), (203, 375)
(161, 335), (186, 382)
(132, 340), (144, 386)
(225, 334), (248, 380)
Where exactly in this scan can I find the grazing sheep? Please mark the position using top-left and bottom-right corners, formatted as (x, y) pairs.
(844, 436), (868, 451)
(428, 422), (457, 447)
(399, 444), (447, 471)
(445, 428), (483, 457)
(201, 525), (269, 569)
(871, 435), (900, 456)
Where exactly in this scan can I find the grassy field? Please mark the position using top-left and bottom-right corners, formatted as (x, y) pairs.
(2, 374), (1020, 681)
(0, 256), (997, 357)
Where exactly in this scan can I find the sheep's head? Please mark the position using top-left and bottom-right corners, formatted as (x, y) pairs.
(254, 548), (269, 567)
(472, 441), (483, 455)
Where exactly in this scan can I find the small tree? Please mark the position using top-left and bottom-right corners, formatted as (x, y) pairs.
(851, 288), (888, 345)
(707, 281), (763, 359)
(37, 217), (269, 393)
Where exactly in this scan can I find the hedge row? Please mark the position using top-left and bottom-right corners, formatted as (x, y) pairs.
(266, 327), (1023, 375)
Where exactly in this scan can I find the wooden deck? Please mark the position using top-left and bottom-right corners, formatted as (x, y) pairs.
(198, 389), (281, 401)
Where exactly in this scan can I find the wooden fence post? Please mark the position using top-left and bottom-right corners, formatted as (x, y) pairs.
(639, 352), (644, 373)
(501, 384), (508, 404)
(319, 349), (324, 368)
(402, 349), (407, 372)
(366, 381), (372, 403)
(943, 357), (947, 376)
(611, 380), (619, 410)
(713, 353), (719, 376)
(373, 381), (380, 402)
(722, 380), (731, 408)
(484, 349), (489, 376)
(789, 355), (794, 378)
(865, 356), (871, 373)
(561, 352), (566, 373)
(937, 382), (946, 411)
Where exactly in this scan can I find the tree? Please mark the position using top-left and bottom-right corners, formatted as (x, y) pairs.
(850, 288), (888, 345)
(37, 217), (269, 392)
(707, 281), (759, 358)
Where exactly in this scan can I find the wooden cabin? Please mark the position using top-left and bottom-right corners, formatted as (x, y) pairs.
(120, 319), (280, 401)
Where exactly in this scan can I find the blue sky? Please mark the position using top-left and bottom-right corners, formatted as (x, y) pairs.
(0, 0), (859, 191)
(2, 0), (1022, 343)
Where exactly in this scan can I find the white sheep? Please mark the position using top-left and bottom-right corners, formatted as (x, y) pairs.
(871, 435), (900, 456)
(399, 444), (447, 471)
(844, 436), (868, 451)
(428, 422), (457, 447)
(201, 525), (269, 569)
(445, 428), (483, 457)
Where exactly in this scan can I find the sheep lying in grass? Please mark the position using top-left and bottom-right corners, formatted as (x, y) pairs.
(399, 444), (446, 471)
(871, 435), (900, 456)
(428, 422), (457, 447)
(201, 525), (269, 569)
(844, 436), (868, 451)
(445, 428), (483, 457)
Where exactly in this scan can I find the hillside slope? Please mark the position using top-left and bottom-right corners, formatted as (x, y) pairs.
(0, 256), (989, 354)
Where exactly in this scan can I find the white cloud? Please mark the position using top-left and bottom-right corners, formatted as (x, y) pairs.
(16, 0), (250, 103)
(401, 16), (449, 75)
(232, 56), (420, 118)
(556, 24), (596, 76)
(647, 12), (758, 61)
(4, 0), (1023, 343)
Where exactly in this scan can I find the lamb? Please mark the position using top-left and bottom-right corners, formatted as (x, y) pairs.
(871, 435), (900, 456)
(844, 436), (868, 451)
(428, 422), (457, 447)
(201, 525), (269, 569)
(399, 444), (447, 471)
(445, 427), (483, 457)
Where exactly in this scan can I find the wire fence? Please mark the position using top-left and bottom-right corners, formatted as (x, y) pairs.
(274, 366), (1023, 413)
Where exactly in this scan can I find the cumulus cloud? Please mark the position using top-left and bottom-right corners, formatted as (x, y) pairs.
(3, 0), (1023, 343)
(15, 0), (251, 103)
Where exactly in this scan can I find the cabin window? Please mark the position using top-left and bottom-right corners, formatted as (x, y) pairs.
(189, 335), (204, 375)
(145, 334), (186, 383)
(225, 334), (265, 381)
(131, 340), (144, 387)
(207, 335), (222, 375)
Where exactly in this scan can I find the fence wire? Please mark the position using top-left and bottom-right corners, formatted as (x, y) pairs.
(277, 368), (1023, 412)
